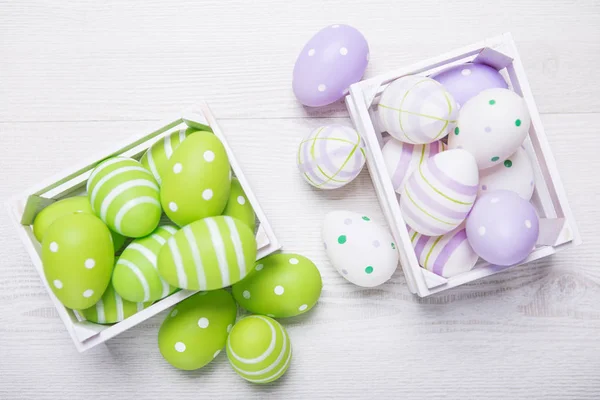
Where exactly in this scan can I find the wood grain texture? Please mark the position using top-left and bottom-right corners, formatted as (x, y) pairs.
(1, 1), (600, 398)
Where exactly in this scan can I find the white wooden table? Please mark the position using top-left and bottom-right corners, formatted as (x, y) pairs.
(1, 1), (599, 398)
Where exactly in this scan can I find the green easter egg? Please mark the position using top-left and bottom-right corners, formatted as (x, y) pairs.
(80, 284), (152, 324)
(222, 177), (256, 232)
(226, 315), (292, 384)
(42, 213), (114, 309)
(33, 196), (125, 252)
(157, 216), (257, 290)
(158, 290), (236, 370)
(232, 253), (322, 318)
(160, 131), (231, 227)
(87, 157), (161, 238)
(140, 127), (198, 185)
(112, 225), (178, 302)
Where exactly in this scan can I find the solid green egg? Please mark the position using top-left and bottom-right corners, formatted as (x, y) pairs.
(80, 284), (152, 325)
(222, 177), (256, 232)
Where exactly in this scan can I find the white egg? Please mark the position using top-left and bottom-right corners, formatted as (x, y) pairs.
(479, 146), (535, 200)
(448, 88), (531, 170)
(322, 211), (399, 287)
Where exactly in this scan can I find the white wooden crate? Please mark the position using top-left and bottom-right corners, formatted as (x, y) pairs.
(346, 32), (581, 297)
(5, 102), (281, 352)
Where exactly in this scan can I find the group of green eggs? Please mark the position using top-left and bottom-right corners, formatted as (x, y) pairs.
(33, 126), (323, 383)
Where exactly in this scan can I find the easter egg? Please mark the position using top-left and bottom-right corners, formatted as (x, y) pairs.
(408, 225), (478, 278)
(448, 88), (531, 169)
(32, 196), (125, 251)
(160, 131), (231, 227)
(466, 190), (539, 266)
(42, 213), (114, 309)
(479, 146), (535, 200)
(227, 315), (292, 384)
(157, 216), (257, 291)
(232, 253), (322, 318)
(140, 126), (199, 185)
(293, 24), (369, 107)
(80, 284), (151, 325)
(87, 157), (161, 238)
(297, 124), (366, 189)
(158, 290), (237, 370)
(430, 62), (508, 107)
(322, 210), (399, 287)
(222, 177), (256, 232)
(400, 149), (478, 236)
(378, 75), (458, 144)
(382, 138), (446, 193)
(112, 225), (178, 303)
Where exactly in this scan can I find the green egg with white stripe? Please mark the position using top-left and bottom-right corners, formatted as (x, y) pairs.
(227, 315), (292, 384)
(112, 225), (179, 302)
(80, 284), (152, 325)
(157, 216), (257, 291)
(222, 177), (256, 232)
(160, 131), (231, 227)
(87, 157), (161, 238)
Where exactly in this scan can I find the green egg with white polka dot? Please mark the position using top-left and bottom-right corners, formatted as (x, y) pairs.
(80, 284), (152, 325)
(227, 315), (292, 384)
(223, 177), (256, 232)
(33, 196), (126, 252)
(157, 215), (257, 291)
(232, 253), (322, 318)
(112, 225), (179, 303)
(88, 157), (161, 238)
(160, 131), (231, 227)
(42, 213), (114, 309)
(158, 289), (236, 370)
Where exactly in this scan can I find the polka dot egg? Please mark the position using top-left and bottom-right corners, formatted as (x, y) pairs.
(222, 177), (256, 232)
(479, 146), (535, 200)
(226, 315), (292, 384)
(232, 253), (322, 318)
(80, 284), (152, 325)
(160, 131), (231, 226)
(42, 213), (114, 309)
(322, 210), (399, 287)
(158, 290), (236, 370)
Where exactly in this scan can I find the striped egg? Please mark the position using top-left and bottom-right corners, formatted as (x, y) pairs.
(222, 177), (256, 232)
(400, 149), (478, 236)
(112, 225), (178, 303)
(87, 157), (161, 238)
(297, 124), (366, 189)
(227, 315), (292, 384)
(408, 225), (478, 278)
(382, 138), (446, 193)
(79, 284), (152, 325)
(157, 216), (257, 291)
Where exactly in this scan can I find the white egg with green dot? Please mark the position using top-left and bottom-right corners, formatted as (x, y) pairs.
(322, 210), (399, 287)
(478, 146), (535, 200)
(80, 284), (152, 324)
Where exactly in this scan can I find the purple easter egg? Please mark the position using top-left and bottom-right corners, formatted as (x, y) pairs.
(293, 24), (369, 107)
(431, 62), (508, 107)
(465, 190), (539, 266)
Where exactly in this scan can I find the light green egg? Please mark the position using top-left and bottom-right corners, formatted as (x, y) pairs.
(33, 196), (125, 252)
(158, 290), (236, 370)
(160, 131), (231, 227)
(80, 284), (152, 325)
(223, 177), (256, 232)
(157, 216), (257, 291)
(42, 213), (114, 309)
(112, 225), (179, 302)
(227, 315), (292, 384)
(87, 157), (161, 238)
(232, 253), (322, 318)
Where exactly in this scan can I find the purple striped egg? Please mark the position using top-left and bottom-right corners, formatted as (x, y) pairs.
(382, 138), (446, 194)
(400, 149), (479, 236)
(408, 225), (478, 278)
(297, 124), (366, 190)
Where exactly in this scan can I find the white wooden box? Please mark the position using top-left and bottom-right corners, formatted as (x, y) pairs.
(346, 32), (581, 297)
(5, 102), (281, 352)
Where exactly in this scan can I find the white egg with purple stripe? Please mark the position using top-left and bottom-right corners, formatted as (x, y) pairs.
(400, 149), (479, 236)
(382, 138), (446, 194)
(479, 146), (535, 200)
(408, 225), (478, 278)
(297, 124), (366, 189)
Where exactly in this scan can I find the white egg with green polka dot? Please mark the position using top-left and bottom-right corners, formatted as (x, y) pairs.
(478, 146), (535, 200)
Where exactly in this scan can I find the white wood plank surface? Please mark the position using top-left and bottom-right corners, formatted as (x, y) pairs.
(1, 0), (600, 399)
